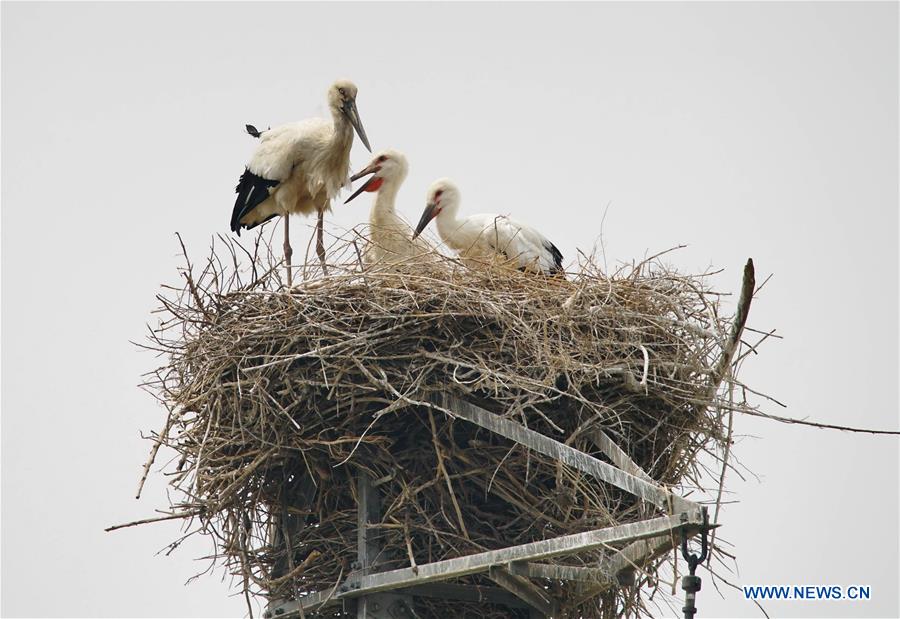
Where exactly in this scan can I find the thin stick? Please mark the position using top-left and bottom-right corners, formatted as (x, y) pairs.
(404, 517), (419, 575)
(135, 413), (172, 499)
(105, 511), (198, 533)
(428, 410), (469, 540)
(708, 381), (735, 566)
(707, 258), (755, 395)
(283, 214), (293, 287)
(738, 408), (900, 435)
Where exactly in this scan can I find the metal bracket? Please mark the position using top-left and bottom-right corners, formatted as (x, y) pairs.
(489, 565), (557, 616)
(357, 592), (416, 619)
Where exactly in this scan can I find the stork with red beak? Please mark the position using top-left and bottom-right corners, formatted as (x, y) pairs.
(345, 149), (434, 266)
(413, 179), (564, 275)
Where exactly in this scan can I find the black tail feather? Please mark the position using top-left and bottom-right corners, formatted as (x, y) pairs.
(245, 124), (271, 138)
(546, 240), (564, 274)
(231, 168), (279, 235)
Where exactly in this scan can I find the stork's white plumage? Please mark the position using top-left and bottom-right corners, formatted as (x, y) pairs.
(230, 79), (371, 277)
(413, 179), (564, 275)
(344, 149), (433, 266)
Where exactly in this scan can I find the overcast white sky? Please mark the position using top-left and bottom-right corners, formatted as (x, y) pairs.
(2, 2), (898, 618)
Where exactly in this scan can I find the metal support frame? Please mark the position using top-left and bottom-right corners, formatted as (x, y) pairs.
(266, 395), (709, 619)
(265, 474), (316, 616)
(355, 473), (414, 619)
(267, 512), (709, 617)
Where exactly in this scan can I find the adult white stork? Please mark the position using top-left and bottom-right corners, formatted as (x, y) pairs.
(230, 79), (371, 282)
(412, 179), (564, 275)
(343, 149), (433, 266)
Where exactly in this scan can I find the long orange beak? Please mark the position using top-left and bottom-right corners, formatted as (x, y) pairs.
(345, 162), (382, 204)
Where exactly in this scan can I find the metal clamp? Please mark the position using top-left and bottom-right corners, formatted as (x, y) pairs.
(680, 508), (709, 619)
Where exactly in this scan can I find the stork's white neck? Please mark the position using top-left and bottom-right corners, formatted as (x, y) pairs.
(434, 200), (464, 245)
(371, 180), (402, 221)
(316, 111), (354, 198)
(330, 111), (354, 146)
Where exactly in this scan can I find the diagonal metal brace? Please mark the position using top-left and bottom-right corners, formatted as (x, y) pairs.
(431, 394), (699, 515)
(489, 565), (557, 616)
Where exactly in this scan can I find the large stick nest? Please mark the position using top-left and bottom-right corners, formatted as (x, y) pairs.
(139, 231), (754, 618)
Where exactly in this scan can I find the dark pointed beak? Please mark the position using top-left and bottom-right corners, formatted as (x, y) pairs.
(344, 163), (380, 204)
(343, 99), (371, 153)
(412, 203), (438, 239)
(350, 161), (380, 183)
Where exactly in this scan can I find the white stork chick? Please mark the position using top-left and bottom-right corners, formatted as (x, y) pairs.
(412, 179), (564, 275)
(344, 149), (433, 266)
(230, 79), (372, 278)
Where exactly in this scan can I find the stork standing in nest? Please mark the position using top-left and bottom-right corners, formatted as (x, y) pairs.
(344, 149), (434, 267)
(413, 179), (564, 275)
(230, 79), (372, 282)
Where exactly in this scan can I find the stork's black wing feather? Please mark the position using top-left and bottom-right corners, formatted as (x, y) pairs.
(545, 240), (564, 274)
(231, 168), (280, 235)
(241, 211), (280, 232)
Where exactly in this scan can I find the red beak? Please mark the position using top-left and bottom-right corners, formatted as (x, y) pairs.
(345, 162), (382, 204)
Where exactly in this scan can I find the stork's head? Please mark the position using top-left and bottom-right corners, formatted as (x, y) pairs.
(413, 178), (460, 239)
(344, 149), (409, 204)
(328, 79), (371, 152)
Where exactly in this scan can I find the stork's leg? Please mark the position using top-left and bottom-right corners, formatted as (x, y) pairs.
(316, 206), (327, 275)
(283, 214), (293, 287)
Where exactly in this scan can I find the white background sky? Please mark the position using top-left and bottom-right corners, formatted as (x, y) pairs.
(2, 2), (898, 618)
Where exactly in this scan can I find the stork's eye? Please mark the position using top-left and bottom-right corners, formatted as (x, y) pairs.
(338, 88), (346, 96)
(378, 155), (387, 163)
(435, 190), (444, 198)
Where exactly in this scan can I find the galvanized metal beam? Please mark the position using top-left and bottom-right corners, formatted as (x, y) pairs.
(355, 592), (414, 619)
(433, 394), (698, 514)
(489, 566), (556, 616)
(508, 561), (613, 585)
(396, 583), (530, 609)
(265, 474), (316, 617)
(355, 472), (413, 619)
(271, 512), (704, 616)
(588, 429), (654, 482)
(605, 522), (706, 581)
(357, 472), (381, 576)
